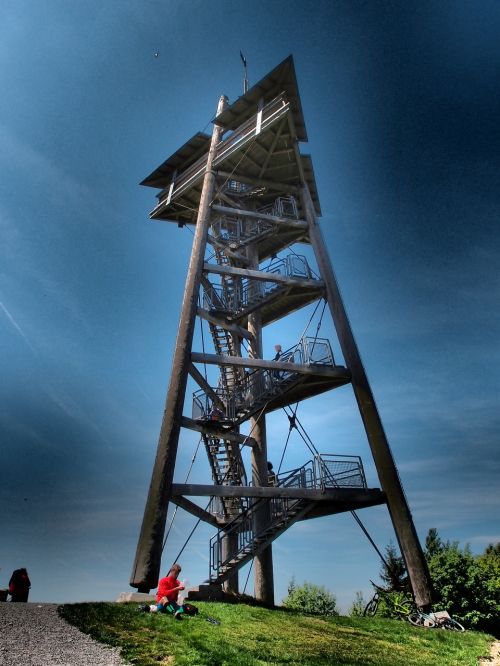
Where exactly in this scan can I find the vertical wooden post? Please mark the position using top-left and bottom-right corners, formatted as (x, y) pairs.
(247, 245), (274, 605)
(222, 531), (239, 594)
(130, 94), (228, 591)
(303, 188), (433, 609)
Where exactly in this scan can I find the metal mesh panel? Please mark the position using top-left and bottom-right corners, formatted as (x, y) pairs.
(318, 456), (366, 488)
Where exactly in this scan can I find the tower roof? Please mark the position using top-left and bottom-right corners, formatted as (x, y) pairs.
(141, 56), (321, 223)
(141, 132), (211, 189)
(215, 55), (307, 141)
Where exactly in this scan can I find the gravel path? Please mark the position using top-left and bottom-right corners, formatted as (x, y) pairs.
(0, 603), (128, 666)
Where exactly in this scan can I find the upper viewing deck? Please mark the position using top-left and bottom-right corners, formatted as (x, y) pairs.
(140, 57), (321, 226)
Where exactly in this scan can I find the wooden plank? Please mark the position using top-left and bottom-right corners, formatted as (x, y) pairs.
(180, 416), (256, 447)
(206, 234), (250, 265)
(203, 262), (324, 290)
(130, 94), (229, 593)
(211, 203), (308, 230)
(255, 97), (264, 135)
(196, 307), (255, 341)
(188, 364), (225, 410)
(215, 171), (299, 193)
(172, 483), (383, 501)
(190, 351), (350, 379)
(170, 495), (221, 528)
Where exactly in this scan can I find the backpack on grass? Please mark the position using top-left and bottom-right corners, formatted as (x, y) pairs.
(182, 603), (199, 616)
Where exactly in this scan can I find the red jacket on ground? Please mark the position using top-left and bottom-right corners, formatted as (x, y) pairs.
(156, 575), (180, 603)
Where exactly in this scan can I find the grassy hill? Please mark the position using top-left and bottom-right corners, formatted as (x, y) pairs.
(59, 601), (494, 666)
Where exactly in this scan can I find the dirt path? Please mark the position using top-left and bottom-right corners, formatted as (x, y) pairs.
(479, 640), (500, 666)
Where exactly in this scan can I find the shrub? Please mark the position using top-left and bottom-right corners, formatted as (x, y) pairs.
(283, 578), (338, 617)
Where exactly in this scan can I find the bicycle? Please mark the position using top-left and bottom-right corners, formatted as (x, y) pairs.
(426, 611), (465, 632)
(363, 581), (422, 622)
(364, 581), (464, 631)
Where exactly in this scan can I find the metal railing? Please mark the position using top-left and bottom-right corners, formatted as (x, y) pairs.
(192, 336), (336, 422)
(208, 455), (367, 579)
(209, 195), (299, 248)
(202, 254), (314, 315)
(256, 196), (298, 219)
(314, 454), (367, 489)
(276, 456), (366, 491)
(153, 93), (290, 213)
(210, 214), (275, 247)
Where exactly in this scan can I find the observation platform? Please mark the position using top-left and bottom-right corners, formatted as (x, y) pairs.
(208, 200), (310, 263)
(140, 58), (321, 227)
(191, 338), (351, 427)
(170, 455), (385, 584)
(202, 254), (324, 327)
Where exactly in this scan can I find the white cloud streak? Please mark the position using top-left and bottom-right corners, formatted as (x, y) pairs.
(0, 300), (36, 353)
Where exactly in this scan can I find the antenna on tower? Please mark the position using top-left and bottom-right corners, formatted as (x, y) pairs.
(240, 51), (248, 94)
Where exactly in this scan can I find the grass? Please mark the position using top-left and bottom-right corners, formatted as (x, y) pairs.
(59, 601), (495, 666)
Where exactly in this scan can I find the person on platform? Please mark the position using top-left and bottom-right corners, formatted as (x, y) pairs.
(9, 568), (31, 602)
(272, 344), (283, 381)
(267, 461), (277, 486)
(156, 563), (185, 619)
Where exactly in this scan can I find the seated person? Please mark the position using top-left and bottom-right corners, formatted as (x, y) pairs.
(156, 563), (185, 619)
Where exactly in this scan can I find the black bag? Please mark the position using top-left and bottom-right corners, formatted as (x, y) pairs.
(137, 603), (150, 613)
(182, 603), (199, 616)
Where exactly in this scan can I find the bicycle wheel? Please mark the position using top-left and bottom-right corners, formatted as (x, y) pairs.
(393, 601), (413, 620)
(440, 617), (465, 632)
(363, 597), (379, 617)
(408, 612), (436, 628)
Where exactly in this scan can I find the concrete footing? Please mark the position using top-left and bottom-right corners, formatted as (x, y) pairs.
(186, 584), (224, 601)
(116, 592), (156, 603)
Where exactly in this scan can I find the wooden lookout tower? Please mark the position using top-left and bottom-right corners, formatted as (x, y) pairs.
(130, 56), (433, 608)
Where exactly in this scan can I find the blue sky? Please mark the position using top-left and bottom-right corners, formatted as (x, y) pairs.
(0, 0), (499, 611)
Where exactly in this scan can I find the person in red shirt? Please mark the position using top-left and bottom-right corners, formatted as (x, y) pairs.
(9, 568), (31, 602)
(156, 563), (185, 619)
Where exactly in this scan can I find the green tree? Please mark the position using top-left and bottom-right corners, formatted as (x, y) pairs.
(283, 580), (338, 617)
(425, 530), (500, 635)
(349, 591), (365, 617)
(379, 542), (408, 591)
(483, 542), (500, 559)
(425, 528), (443, 558)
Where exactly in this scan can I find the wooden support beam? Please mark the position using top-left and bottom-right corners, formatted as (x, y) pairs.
(172, 483), (383, 502)
(211, 203), (308, 230)
(130, 94), (229, 593)
(197, 307), (255, 341)
(241, 150), (264, 171)
(188, 364), (225, 410)
(203, 262), (323, 290)
(170, 495), (221, 528)
(199, 274), (225, 309)
(213, 189), (241, 208)
(190, 352), (350, 379)
(180, 416), (256, 447)
(259, 118), (286, 178)
(301, 183), (434, 609)
(206, 234), (250, 265)
(216, 170), (299, 194)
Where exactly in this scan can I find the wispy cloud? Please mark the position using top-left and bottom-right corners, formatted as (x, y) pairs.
(42, 384), (114, 450)
(410, 484), (500, 531)
(0, 300), (36, 353)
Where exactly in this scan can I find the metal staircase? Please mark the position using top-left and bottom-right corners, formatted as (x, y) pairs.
(208, 455), (369, 584)
(192, 336), (348, 427)
(203, 254), (319, 322)
(210, 212), (276, 251)
(202, 432), (246, 518)
(209, 463), (315, 584)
